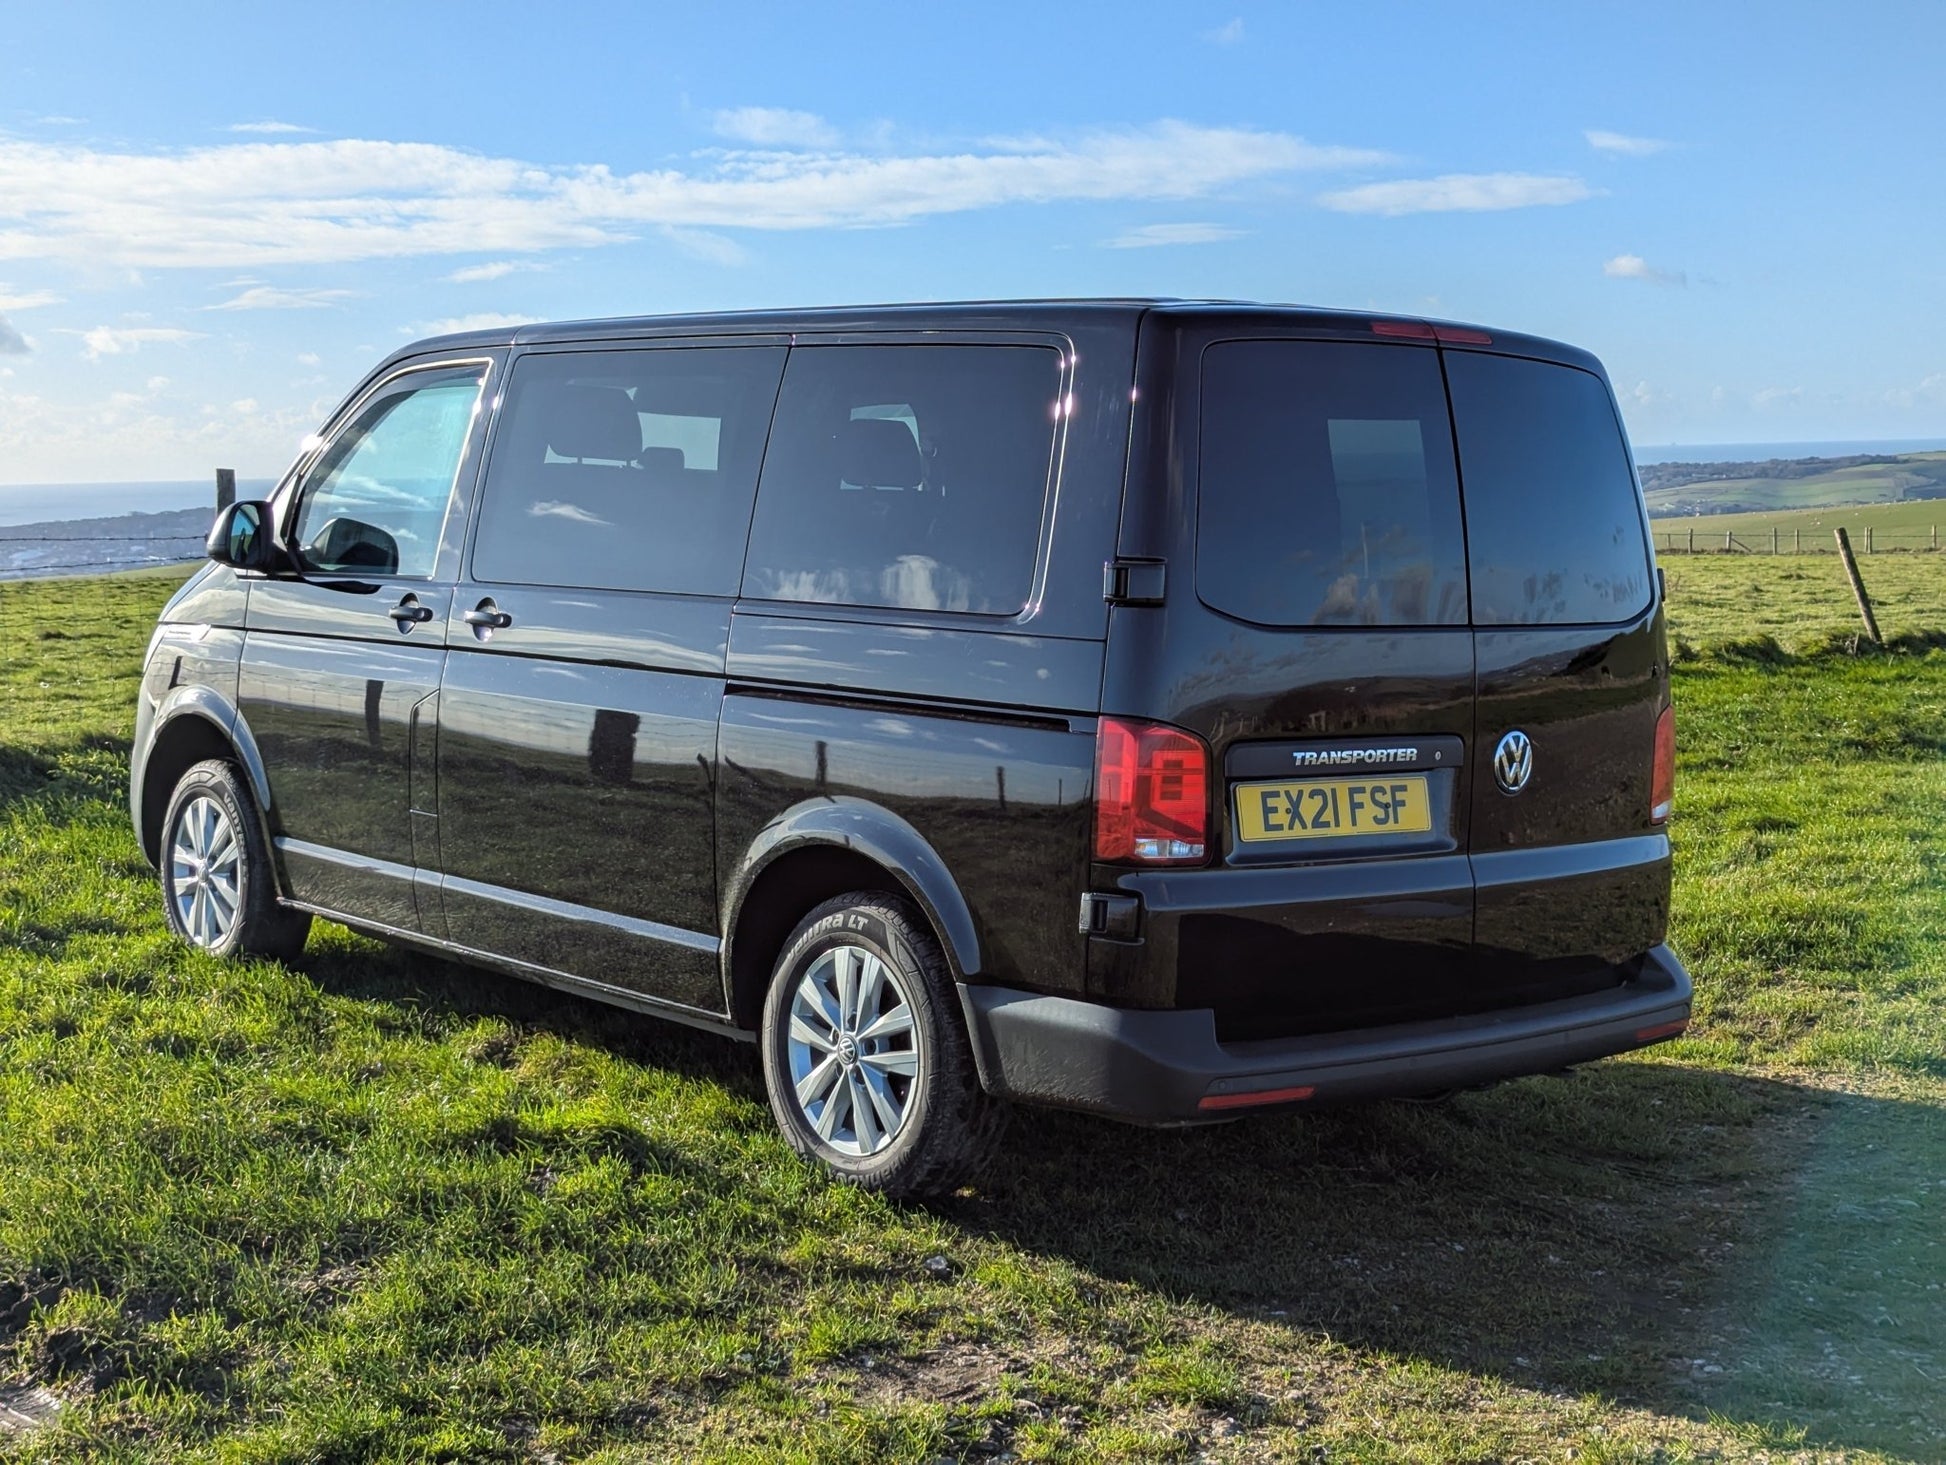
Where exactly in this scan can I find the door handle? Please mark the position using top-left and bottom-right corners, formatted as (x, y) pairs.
(462, 601), (513, 630)
(388, 599), (434, 625)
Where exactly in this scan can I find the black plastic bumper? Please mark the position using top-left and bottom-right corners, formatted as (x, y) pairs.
(957, 944), (1692, 1124)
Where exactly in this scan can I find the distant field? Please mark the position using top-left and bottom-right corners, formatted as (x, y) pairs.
(1651, 497), (1946, 553)
(1643, 451), (1946, 519)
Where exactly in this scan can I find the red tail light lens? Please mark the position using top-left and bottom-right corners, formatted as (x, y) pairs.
(1650, 704), (1676, 824)
(1094, 717), (1210, 865)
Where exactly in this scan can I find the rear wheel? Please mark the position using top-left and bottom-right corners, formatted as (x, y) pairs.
(160, 759), (311, 961)
(759, 892), (1006, 1197)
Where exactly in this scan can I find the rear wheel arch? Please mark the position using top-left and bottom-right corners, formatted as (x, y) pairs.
(722, 802), (983, 1031)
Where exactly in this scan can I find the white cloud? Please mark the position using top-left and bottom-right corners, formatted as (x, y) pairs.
(445, 259), (544, 283)
(0, 287), (62, 310)
(0, 315), (27, 354)
(711, 107), (841, 148)
(70, 326), (204, 362)
(0, 125), (1392, 268)
(659, 226), (749, 266)
(296, 351), (321, 366)
(1753, 386), (1803, 410)
(1603, 253), (1686, 287)
(1319, 172), (1596, 216)
(1585, 130), (1671, 156)
(1203, 17), (1245, 44)
(1106, 221), (1246, 248)
(206, 285), (357, 310)
(1884, 372), (1946, 409)
(229, 121), (314, 134)
(419, 313), (543, 336)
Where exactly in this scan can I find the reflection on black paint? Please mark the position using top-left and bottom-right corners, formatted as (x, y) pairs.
(364, 678), (384, 754)
(588, 709), (640, 787)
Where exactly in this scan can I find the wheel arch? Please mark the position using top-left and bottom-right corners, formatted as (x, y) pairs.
(721, 797), (983, 1031)
(136, 689), (275, 866)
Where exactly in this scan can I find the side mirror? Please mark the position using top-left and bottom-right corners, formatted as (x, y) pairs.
(205, 500), (277, 572)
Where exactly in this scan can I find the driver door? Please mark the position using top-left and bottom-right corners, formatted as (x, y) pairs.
(239, 356), (496, 933)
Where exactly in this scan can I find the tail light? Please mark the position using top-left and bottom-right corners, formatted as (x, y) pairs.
(1094, 717), (1210, 865)
(1650, 704), (1675, 824)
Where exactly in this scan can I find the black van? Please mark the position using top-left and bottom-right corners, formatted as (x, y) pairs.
(131, 301), (1687, 1196)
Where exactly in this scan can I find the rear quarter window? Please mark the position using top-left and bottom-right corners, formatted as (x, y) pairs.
(1445, 352), (1651, 626)
(1196, 340), (1469, 627)
(740, 344), (1061, 616)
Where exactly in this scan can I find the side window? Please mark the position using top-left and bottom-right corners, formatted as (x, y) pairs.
(1445, 353), (1651, 625)
(470, 347), (786, 595)
(1197, 341), (1468, 626)
(741, 345), (1061, 615)
(290, 366), (485, 578)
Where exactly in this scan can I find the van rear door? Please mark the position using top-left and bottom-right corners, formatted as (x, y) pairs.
(1100, 321), (1480, 1040)
(1443, 345), (1671, 979)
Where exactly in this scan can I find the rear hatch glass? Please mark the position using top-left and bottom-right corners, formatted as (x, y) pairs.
(1442, 350), (1652, 624)
(1196, 340), (1469, 628)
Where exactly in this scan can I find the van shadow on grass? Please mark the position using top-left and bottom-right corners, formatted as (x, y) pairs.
(302, 939), (1941, 1462)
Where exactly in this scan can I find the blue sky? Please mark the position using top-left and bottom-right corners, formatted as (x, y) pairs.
(2, 1), (1943, 482)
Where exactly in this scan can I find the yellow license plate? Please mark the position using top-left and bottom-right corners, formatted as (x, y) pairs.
(1233, 774), (1432, 842)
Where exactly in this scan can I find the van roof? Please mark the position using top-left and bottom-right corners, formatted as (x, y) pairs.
(390, 299), (1602, 375)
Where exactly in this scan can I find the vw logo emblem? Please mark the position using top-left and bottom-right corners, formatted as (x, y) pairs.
(1493, 729), (1533, 794)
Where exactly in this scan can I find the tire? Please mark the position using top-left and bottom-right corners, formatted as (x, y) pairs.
(759, 891), (1007, 1198)
(159, 759), (311, 961)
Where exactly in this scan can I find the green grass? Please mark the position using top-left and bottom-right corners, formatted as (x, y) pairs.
(1660, 553), (1946, 653)
(1651, 494), (1946, 550)
(1, 567), (1943, 1461)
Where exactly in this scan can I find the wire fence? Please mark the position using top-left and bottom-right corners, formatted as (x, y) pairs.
(1, 533), (206, 579)
(1656, 525), (1944, 554)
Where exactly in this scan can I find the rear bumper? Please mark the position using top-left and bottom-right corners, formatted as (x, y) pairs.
(958, 944), (1692, 1124)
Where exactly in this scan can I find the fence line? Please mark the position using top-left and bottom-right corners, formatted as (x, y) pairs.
(1, 554), (201, 576)
(0, 533), (205, 544)
(1656, 525), (1941, 554)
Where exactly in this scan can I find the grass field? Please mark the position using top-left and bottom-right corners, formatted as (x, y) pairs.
(1660, 553), (1946, 654)
(1651, 496), (1946, 552)
(1, 565), (1943, 1462)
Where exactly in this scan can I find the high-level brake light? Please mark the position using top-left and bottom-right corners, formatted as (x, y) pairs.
(1094, 717), (1210, 865)
(1370, 321), (1494, 345)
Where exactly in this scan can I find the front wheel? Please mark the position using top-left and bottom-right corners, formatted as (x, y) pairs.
(160, 759), (311, 961)
(759, 892), (1006, 1197)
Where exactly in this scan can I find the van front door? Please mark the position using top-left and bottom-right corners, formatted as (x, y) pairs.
(239, 358), (493, 931)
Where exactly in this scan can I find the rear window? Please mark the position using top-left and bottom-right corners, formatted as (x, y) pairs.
(1445, 352), (1650, 625)
(1196, 340), (1468, 626)
(740, 345), (1060, 615)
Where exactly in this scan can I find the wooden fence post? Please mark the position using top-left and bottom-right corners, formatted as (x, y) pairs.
(1772, 526), (1779, 554)
(1795, 528), (1802, 554)
(1866, 526), (1874, 554)
(1687, 526), (1694, 553)
(1834, 528), (1883, 645)
(215, 468), (236, 511)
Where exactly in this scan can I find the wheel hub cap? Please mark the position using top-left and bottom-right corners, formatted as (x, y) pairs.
(168, 795), (241, 949)
(784, 942), (921, 1158)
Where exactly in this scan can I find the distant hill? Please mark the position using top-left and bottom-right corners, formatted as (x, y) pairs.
(1643, 452), (1946, 517)
(0, 507), (211, 580)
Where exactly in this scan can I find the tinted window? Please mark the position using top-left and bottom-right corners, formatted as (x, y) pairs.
(741, 345), (1060, 615)
(471, 347), (786, 595)
(1446, 353), (1650, 625)
(291, 366), (484, 578)
(1197, 341), (1467, 626)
